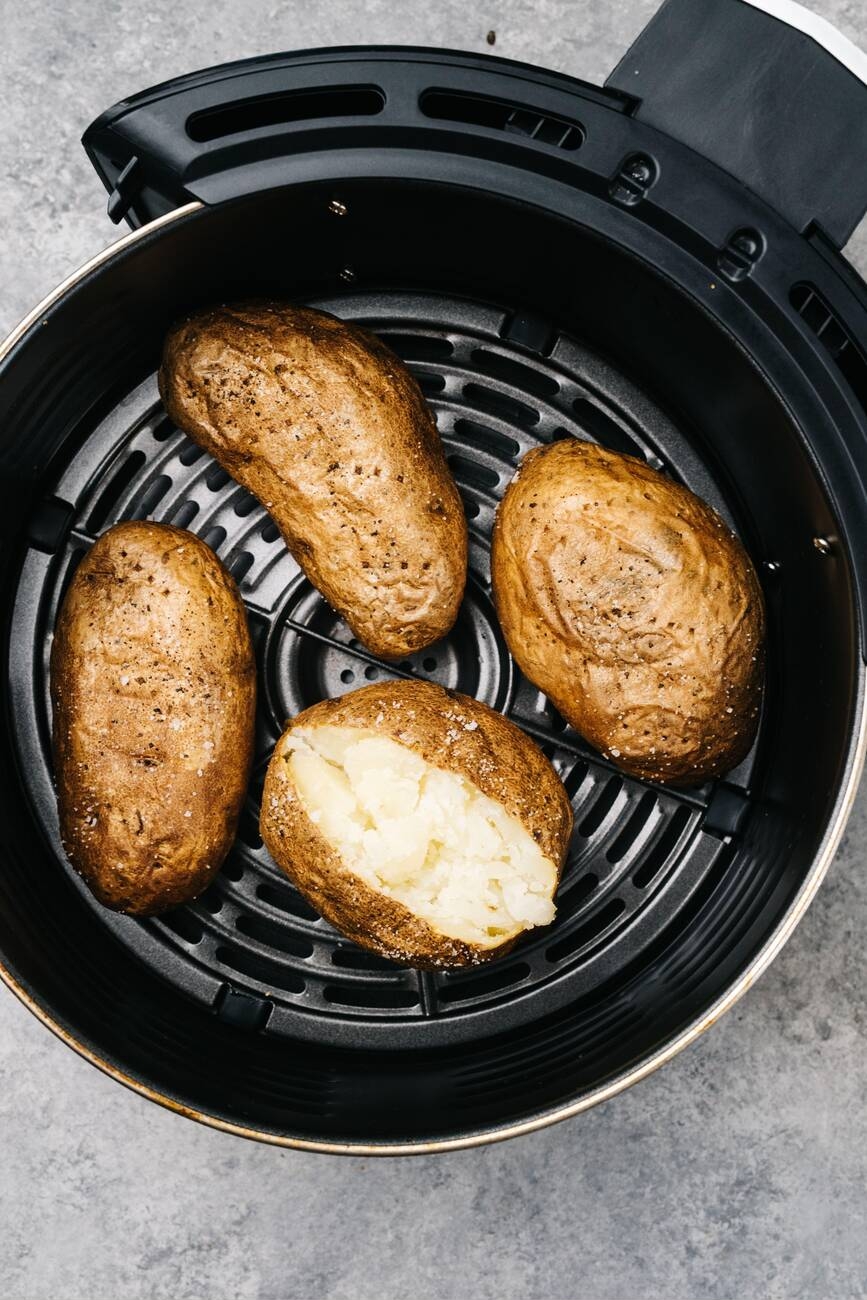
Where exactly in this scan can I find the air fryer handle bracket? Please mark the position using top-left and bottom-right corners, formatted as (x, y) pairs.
(606, 0), (867, 249)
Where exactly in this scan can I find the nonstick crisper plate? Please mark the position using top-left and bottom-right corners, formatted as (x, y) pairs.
(7, 290), (754, 1048)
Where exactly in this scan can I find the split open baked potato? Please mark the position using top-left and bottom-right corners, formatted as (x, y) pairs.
(260, 680), (573, 968)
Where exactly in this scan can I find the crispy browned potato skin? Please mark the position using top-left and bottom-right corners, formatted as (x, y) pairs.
(159, 303), (468, 660)
(491, 440), (765, 786)
(260, 681), (573, 969)
(50, 521), (256, 915)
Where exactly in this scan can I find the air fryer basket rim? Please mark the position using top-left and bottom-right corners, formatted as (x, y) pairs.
(2, 202), (866, 1154)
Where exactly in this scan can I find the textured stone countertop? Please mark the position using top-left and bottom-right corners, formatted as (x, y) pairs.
(2, 2), (867, 1297)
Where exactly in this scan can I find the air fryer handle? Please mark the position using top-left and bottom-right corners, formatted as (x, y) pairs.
(606, 0), (867, 248)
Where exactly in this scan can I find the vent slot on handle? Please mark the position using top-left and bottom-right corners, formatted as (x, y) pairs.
(791, 282), (867, 414)
(186, 85), (386, 142)
(420, 89), (583, 151)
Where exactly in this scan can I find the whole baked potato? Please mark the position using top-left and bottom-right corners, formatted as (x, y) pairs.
(159, 303), (468, 660)
(491, 439), (765, 785)
(51, 521), (256, 915)
(260, 681), (573, 968)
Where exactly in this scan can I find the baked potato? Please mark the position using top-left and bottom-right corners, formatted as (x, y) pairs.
(50, 521), (256, 915)
(159, 303), (467, 660)
(491, 439), (765, 785)
(260, 681), (573, 968)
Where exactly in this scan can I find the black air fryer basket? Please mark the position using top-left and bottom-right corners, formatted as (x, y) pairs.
(3, 0), (867, 1152)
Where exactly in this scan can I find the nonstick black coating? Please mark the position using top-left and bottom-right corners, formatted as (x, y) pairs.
(9, 289), (747, 1050)
(0, 181), (864, 1147)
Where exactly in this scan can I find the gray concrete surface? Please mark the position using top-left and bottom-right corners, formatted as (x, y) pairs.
(2, 2), (867, 1297)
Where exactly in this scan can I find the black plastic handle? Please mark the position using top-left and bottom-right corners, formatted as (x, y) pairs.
(606, 0), (867, 248)
(84, 1), (867, 248)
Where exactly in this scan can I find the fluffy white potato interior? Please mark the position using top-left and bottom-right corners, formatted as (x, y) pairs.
(286, 725), (558, 947)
